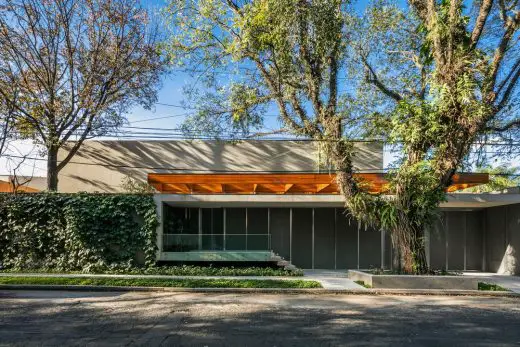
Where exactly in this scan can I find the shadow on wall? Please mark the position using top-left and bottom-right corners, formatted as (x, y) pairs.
(57, 140), (383, 193)
(485, 204), (520, 275)
(498, 244), (518, 275)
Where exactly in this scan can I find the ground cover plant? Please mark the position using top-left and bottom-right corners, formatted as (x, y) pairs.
(354, 280), (371, 288)
(0, 276), (321, 288)
(0, 265), (303, 277)
(478, 282), (508, 291)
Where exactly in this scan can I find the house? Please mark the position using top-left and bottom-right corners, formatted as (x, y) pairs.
(57, 140), (520, 274)
(0, 175), (47, 193)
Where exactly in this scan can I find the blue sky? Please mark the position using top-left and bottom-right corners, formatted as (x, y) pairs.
(1, 0), (516, 177)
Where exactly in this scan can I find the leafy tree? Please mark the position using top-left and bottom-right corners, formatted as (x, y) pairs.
(164, 0), (520, 273)
(353, 0), (519, 272)
(464, 165), (520, 192)
(0, 0), (166, 190)
(120, 175), (156, 194)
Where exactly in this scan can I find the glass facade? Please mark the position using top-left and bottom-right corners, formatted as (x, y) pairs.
(162, 205), (270, 252)
(162, 204), (385, 269)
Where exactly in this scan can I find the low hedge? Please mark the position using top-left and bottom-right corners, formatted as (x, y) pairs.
(0, 276), (321, 288)
(1, 265), (304, 277)
(0, 193), (158, 272)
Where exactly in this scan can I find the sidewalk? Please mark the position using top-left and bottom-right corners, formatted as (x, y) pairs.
(462, 272), (520, 294)
(303, 270), (366, 290)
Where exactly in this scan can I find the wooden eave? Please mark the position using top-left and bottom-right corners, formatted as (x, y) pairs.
(0, 180), (40, 193)
(148, 172), (489, 195)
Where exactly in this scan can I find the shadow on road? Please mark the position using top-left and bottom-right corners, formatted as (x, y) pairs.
(0, 291), (519, 346)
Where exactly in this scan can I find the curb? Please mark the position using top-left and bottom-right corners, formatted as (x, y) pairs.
(0, 284), (518, 297)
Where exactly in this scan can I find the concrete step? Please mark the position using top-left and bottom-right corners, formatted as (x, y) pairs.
(269, 252), (298, 272)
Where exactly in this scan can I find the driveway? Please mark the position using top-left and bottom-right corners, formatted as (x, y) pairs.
(0, 290), (519, 346)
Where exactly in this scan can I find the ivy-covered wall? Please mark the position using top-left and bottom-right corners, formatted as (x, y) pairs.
(0, 193), (158, 271)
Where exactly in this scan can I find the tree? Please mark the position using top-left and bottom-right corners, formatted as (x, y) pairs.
(120, 175), (156, 194)
(464, 165), (520, 192)
(164, 0), (520, 273)
(0, 0), (165, 190)
(352, 0), (520, 272)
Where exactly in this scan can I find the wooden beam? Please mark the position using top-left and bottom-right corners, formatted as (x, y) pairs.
(148, 172), (489, 194)
(316, 184), (330, 193)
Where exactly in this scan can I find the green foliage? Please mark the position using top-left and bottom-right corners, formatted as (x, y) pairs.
(3, 265), (304, 277)
(120, 176), (156, 194)
(478, 282), (508, 291)
(463, 166), (520, 193)
(0, 193), (158, 271)
(0, 276), (321, 288)
(354, 280), (371, 288)
(163, 0), (362, 138)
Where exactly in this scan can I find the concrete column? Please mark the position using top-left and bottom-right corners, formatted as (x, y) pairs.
(154, 195), (163, 260)
(381, 229), (385, 269)
(312, 208), (315, 269)
(289, 208), (293, 261)
(425, 227), (431, 269)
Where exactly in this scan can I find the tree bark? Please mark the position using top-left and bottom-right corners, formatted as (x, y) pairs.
(47, 146), (59, 191)
(332, 138), (430, 274)
(392, 215), (428, 274)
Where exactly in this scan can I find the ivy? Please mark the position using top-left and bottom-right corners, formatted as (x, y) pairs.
(0, 193), (158, 272)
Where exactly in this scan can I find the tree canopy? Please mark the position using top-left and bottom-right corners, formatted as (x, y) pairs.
(0, 0), (166, 190)
(164, 0), (519, 273)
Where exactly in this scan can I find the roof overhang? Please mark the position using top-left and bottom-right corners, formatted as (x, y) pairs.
(0, 180), (40, 193)
(148, 172), (488, 195)
(154, 192), (520, 209)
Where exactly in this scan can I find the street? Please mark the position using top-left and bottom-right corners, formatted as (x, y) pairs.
(0, 290), (519, 346)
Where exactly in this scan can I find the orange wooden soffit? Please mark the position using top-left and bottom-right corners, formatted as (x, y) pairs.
(0, 180), (40, 193)
(148, 173), (489, 195)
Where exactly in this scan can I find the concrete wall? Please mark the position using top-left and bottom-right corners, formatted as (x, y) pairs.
(484, 204), (520, 275)
(57, 140), (383, 192)
(428, 210), (484, 271)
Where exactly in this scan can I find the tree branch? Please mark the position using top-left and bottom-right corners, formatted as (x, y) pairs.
(470, 0), (494, 48)
(362, 57), (403, 102)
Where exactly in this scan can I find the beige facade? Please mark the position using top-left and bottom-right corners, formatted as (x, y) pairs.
(57, 140), (383, 193)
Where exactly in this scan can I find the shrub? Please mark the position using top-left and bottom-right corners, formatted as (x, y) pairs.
(0, 193), (158, 271)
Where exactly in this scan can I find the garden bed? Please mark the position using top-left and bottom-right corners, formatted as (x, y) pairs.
(348, 270), (479, 290)
(0, 276), (320, 289)
(0, 265), (303, 277)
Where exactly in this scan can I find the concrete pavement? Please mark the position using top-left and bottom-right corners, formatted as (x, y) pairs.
(0, 290), (519, 346)
(462, 272), (520, 293)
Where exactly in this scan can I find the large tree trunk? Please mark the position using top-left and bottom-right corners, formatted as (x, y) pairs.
(47, 146), (59, 191)
(332, 139), (431, 274)
(390, 216), (428, 274)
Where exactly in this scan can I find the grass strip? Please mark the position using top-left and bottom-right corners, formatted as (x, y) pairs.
(478, 282), (508, 291)
(0, 276), (321, 289)
(354, 280), (372, 288)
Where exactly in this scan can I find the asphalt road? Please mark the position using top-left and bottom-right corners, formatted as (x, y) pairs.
(0, 290), (519, 346)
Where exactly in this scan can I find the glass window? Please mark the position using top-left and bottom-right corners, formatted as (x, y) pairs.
(201, 208), (224, 250)
(226, 208), (246, 235)
(162, 205), (199, 252)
